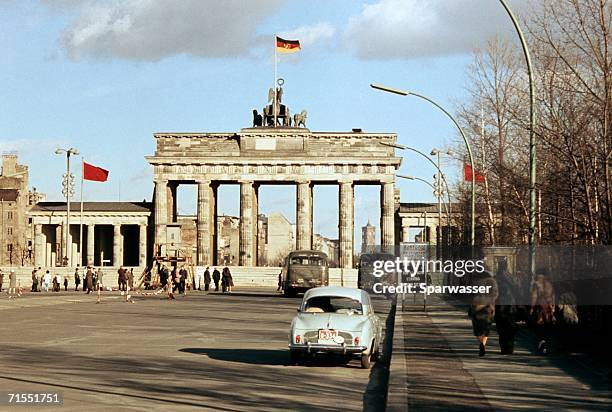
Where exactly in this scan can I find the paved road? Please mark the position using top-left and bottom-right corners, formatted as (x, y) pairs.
(0, 289), (392, 412)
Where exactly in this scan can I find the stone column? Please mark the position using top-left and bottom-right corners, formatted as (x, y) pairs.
(139, 224), (147, 267)
(296, 180), (313, 250)
(339, 181), (354, 268)
(66, 225), (73, 266)
(252, 184), (259, 266)
(402, 224), (410, 243)
(197, 180), (216, 266)
(380, 181), (395, 251)
(87, 224), (95, 266)
(154, 179), (168, 250)
(167, 182), (177, 224)
(239, 181), (255, 266)
(113, 224), (122, 267)
(34, 224), (43, 267)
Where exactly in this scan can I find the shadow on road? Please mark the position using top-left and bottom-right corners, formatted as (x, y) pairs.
(180, 348), (288, 366)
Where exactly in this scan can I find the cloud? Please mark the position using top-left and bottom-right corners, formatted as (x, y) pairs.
(344, 0), (529, 59)
(280, 22), (335, 48)
(59, 0), (283, 61)
(0, 138), (66, 155)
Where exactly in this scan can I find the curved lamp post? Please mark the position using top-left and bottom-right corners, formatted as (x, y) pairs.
(371, 83), (476, 247)
(499, 0), (537, 279)
(55, 147), (79, 267)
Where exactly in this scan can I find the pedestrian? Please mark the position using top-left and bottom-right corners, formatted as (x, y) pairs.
(30, 268), (38, 292)
(530, 268), (556, 355)
(54, 273), (62, 292)
(63, 276), (69, 292)
(0, 269), (4, 292)
(127, 268), (134, 290)
(8, 270), (18, 298)
(277, 271), (283, 292)
(468, 270), (498, 357)
(212, 267), (220, 292)
(222, 267), (234, 293)
(194, 268), (202, 291)
(495, 260), (518, 355)
(43, 270), (51, 292)
(96, 267), (104, 290)
(203, 266), (211, 291)
(117, 267), (127, 291)
(74, 268), (81, 292)
(159, 265), (168, 289)
(85, 266), (94, 294)
(179, 266), (187, 294)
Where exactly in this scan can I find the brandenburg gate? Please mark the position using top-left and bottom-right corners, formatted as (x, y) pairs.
(146, 91), (401, 268)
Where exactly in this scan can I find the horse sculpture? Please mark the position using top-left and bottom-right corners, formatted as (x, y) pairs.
(293, 110), (307, 128)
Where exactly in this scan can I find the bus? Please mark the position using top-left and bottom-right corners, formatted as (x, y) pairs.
(282, 250), (329, 297)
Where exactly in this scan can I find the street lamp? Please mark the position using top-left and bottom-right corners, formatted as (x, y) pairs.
(55, 147), (79, 266)
(499, 0), (537, 281)
(371, 83), (476, 247)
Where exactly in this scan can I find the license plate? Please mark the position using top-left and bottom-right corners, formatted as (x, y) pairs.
(318, 329), (338, 342)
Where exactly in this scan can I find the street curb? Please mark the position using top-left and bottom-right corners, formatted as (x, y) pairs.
(386, 299), (408, 411)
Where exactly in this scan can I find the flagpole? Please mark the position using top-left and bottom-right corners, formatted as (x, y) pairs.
(79, 158), (84, 268)
(274, 34), (277, 128)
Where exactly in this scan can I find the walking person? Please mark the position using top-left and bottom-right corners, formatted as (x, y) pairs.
(31, 268), (38, 292)
(495, 260), (518, 354)
(8, 270), (18, 298)
(530, 269), (556, 355)
(43, 270), (51, 292)
(0, 269), (4, 292)
(96, 267), (104, 290)
(63, 276), (68, 292)
(194, 268), (202, 291)
(74, 268), (81, 292)
(222, 267), (234, 293)
(118, 267), (127, 292)
(85, 266), (94, 294)
(212, 267), (220, 292)
(203, 266), (211, 291)
(469, 270), (498, 357)
(179, 266), (187, 294)
(54, 273), (62, 292)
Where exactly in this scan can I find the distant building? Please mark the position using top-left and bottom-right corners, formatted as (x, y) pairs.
(266, 212), (295, 266)
(361, 220), (376, 253)
(0, 153), (42, 266)
(313, 234), (339, 267)
(217, 215), (239, 265)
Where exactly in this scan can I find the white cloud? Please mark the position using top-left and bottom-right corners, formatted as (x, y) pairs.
(0, 138), (66, 155)
(344, 0), (529, 59)
(280, 22), (335, 48)
(59, 0), (283, 61)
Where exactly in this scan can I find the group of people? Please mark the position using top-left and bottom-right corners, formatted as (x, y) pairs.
(469, 261), (557, 357)
(117, 267), (134, 292)
(0, 268), (19, 298)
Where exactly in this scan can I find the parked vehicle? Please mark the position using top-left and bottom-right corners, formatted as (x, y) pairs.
(358, 252), (397, 293)
(282, 250), (329, 297)
(288, 286), (383, 369)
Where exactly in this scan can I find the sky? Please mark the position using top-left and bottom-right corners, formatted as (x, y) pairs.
(0, 0), (527, 247)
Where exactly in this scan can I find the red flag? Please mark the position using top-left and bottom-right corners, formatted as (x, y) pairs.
(83, 162), (109, 182)
(463, 163), (485, 184)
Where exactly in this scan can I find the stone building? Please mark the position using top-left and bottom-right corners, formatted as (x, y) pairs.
(397, 202), (461, 245)
(28, 202), (151, 268)
(146, 122), (401, 268)
(361, 220), (376, 253)
(0, 153), (39, 266)
(313, 233), (339, 267)
(265, 212), (295, 266)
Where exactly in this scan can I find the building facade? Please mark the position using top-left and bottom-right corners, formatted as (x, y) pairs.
(28, 202), (151, 268)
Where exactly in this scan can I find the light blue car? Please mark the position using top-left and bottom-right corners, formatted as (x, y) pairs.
(288, 286), (383, 369)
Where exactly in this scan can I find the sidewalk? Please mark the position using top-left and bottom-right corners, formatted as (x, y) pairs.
(388, 295), (611, 411)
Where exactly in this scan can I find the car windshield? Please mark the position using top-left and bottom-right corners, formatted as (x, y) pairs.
(303, 296), (363, 314)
